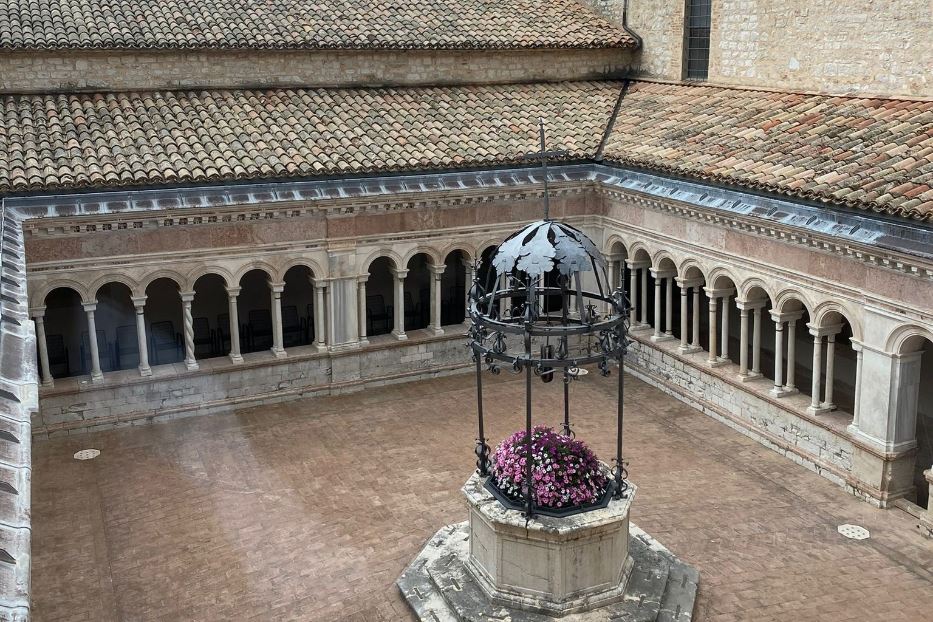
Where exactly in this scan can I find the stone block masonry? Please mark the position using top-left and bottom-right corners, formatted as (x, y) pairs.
(33, 332), (469, 436)
(0, 48), (632, 93)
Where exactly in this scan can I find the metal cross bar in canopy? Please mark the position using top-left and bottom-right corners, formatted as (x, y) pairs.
(522, 118), (569, 221)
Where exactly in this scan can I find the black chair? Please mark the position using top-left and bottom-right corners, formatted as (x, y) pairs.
(419, 287), (430, 327)
(80, 329), (112, 373)
(247, 308), (273, 351)
(149, 320), (181, 365)
(193, 317), (214, 358)
(217, 313), (231, 354)
(45, 334), (70, 378)
(282, 305), (304, 347)
(115, 324), (139, 369)
(366, 294), (391, 335)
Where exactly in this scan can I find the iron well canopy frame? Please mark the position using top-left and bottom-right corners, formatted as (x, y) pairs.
(468, 217), (632, 519)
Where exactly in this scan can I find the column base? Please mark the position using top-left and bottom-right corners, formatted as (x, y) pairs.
(90, 371), (104, 383)
(738, 371), (762, 383)
(630, 324), (651, 332)
(315, 342), (329, 352)
(185, 360), (199, 371)
(427, 326), (445, 336)
(359, 338), (370, 347)
(678, 345), (702, 354)
(41, 379), (55, 388)
(392, 330), (408, 341)
(138, 366), (152, 377)
(649, 334), (675, 343)
(708, 358), (729, 368)
(229, 353), (244, 365)
(807, 403), (836, 415)
(270, 347), (287, 359)
(769, 386), (797, 398)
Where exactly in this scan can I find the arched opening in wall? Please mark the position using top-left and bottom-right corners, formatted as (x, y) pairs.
(630, 248), (651, 327)
(899, 335), (933, 508)
(96, 282), (136, 372)
(144, 278), (183, 366)
(366, 257), (396, 337)
(477, 246), (498, 315)
(191, 274), (228, 360)
(681, 265), (709, 352)
(775, 298), (814, 402)
(441, 250), (468, 326)
(654, 257), (678, 340)
(405, 254), (431, 332)
(820, 311), (858, 418)
(742, 286), (775, 382)
(709, 274), (740, 366)
(282, 265), (315, 348)
(42, 287), (84, 379)
(237, 269), (273, 354)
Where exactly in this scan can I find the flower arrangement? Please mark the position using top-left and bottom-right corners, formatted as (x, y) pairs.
(490, 425), (609, 509)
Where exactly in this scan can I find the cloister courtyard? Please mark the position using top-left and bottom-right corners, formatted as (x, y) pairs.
(30, 370), (933, 621)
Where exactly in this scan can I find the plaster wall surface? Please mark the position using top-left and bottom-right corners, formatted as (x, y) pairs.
(0, 48), (631, 93)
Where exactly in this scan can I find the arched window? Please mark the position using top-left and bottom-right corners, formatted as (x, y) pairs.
(684, 0), (711, 80)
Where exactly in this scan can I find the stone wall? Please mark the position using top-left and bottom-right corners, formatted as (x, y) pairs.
(0, 48), (631, 93)
(33, 332), (469, 436)
(711, 0), (932, 97)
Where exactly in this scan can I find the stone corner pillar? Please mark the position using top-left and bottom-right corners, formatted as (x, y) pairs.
(130, 295), (152, 377)
(81, 301), (104, 382)
(355, 275), (369, 347)
(179, 290), (200, 371)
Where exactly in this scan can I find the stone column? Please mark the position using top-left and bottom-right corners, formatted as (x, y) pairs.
(849, 341), (864, 429)
(720, 293), (730, 361)
(357, 276), (368, 346)
(463, 259), (473, 319)
(83, 302), (104, 382)
(313, 279), (327, 351)
(428, 264), (445, 335)
(225, 286), (244, 364)
(808, 329), (824, 413)
(179, 291), (199, 371)
(627, 261), (638, 327)
(651, 271), (662, 339)
(678, 283), (688, 351)
(707, 293), (718, 365)
(786, 318), (798, 391)
(390, 267), (408, 340)
(738, 307), (750, 377)
(269, 282), (287, 358)
(31, 308), (54, 387)
(640, 267), (648, 326)
(823, 333), (837, 410)
(691, 287), (701, 349)
(770, 316), (785, 395)
(751, 307), (762, 376)
(664, 277), (673, 337)
(131, 296), (152, 376)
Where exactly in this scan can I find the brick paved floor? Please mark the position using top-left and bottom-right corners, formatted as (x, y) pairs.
(32, 371), (933, 621)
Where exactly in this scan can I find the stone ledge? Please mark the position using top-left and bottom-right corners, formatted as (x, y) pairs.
(398, 521), (698, 621)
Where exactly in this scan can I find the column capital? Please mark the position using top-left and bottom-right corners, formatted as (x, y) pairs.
(130, 295), (147, 308)
(650, 268), (676, 279)
(268, 281), (286, 294)
(807, 322), (843, 337)
(82, 302), (98, 312)
(356, 275), (369, 285)
(461, 258), (475, 269)
(735, 299), (767, 311)
(676, 277), (703, 289)
(311, 277), (328, 290)
(225, 285), (242, 297)
(625, 259), (650, 269)
(179, 290), (196, 302)
(769, 309), (803, 324)
(29, 306), (47, 318)
(704, 287), (734, 299)
(428, 264), (446, 277)
(389, 267), (409, 280)
(607, 253), (625, 263)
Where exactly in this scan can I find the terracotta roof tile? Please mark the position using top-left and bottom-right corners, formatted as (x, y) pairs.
(0, 0), (636, 50)
(1, 82), (620, 192)
(602, 82), (933, 221)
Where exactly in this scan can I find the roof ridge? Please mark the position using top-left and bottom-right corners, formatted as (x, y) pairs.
(628, 78), (933, 104)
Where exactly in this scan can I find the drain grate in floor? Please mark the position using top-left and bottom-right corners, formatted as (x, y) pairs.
(73, 449), (100, 461)
(837, 524), (870, 540)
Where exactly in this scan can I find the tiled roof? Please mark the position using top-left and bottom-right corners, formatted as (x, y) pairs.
(0, 0), (637, 50)
(0, 82), (621, 191)
(602, 82), (933, 221)
(1, 81), (930, 221)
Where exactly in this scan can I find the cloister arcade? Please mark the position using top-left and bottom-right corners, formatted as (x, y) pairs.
(27, 228), (933, 505)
